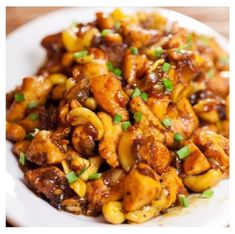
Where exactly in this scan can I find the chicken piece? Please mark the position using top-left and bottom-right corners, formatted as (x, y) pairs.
(98, 112), (122, 167)
(193, 129), (229, 174)
(26, 130), (66, 165)
(183, 141), (211, 176)
(160, 167), (188, 209)
(7, 76), (52, 122)
(90, 73), (129, 120)
(123, 163), (161, 212)
(122, 24), (161, 48)
(132, 135), (171, 174)
(165, 98), (199, 138)
(6, 122), (26, 142)
(130, 96), (165, 142)
(72, 124), (97, 157)
(147, 96), (170, 120)
(206, 73), (229, 98)
(19, 115), (41, 133)
(123, 54), (150, 86)
(13, 140), (31, 156)
(86, 169), (124, 216)
(24, 166), (68, 209)
(79, 59), (109, 81)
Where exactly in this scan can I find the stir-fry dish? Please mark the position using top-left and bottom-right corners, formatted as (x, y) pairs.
(6, 9), (229, 224)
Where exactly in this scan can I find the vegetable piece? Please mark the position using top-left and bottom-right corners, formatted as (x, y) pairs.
(162, 78), (173, 92)
(88, 173), (102, 180)
(153, 47), (163, 58)
(101, 29), (113, 37)
(122, 121), (131, 132)
(140, 92), (148, 101)
(201, 189), (214, 199)
(162, 62), (171, 73)
(133, 112), (142, 123)
(174, 133), (184, 142)
(66, 171), (79, 184)
(130, 47), (138, 55)
(113, 114), (122, 124)
(14, 93), (25, 102)
(113, 68), (122, 77)
(177, 145), (190, 159)
(102, 201), (125, 224)
(19, 152), (26, 166)
(131, 88), (141, 99)
(69, 179), (87, 197)
(73, 50), (88, 58)
(28, 101), (38, 109)
(114, 22), (121, 30)
(28, 113), (39, 121)
(161, 118), (172, 128)
(178, 194), (189, 208)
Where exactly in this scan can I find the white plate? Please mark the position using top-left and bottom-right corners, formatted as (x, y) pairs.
(6, 7), (229, 227)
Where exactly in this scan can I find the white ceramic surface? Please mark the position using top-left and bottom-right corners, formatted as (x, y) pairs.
(6, 7), (229, 227)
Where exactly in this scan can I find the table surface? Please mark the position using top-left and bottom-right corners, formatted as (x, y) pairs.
(5, 6), (229, 227)
(6, 7), (229, 38)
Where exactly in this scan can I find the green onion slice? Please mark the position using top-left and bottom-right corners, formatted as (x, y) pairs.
(28, 101), (38, 109)
(140, 92), (148, 101)
(134, 112), (142, 123)
(88, 173), (102, 180)
(162, 62), (171, 73)
(201, 189), (214, 199)
(130, 47), (138, 55)
(162, 118), (172, 128)
(162, 78), (173, 92)
(131, 88), (141, 99)
(113, 68), (122, 77)
(15, 93), (25, 103)
(66, 171), (79, 184)
(19, 152), (26, 166)
(29, 113), (39, 121)
(114, 22), (121, 30)
(153, 47), (163, 58)
(101, 29), (113, 37)
(113, 114), (122, 124)
(178, 194), (189, 208)
(177, 145), (190, 159)
(174, 133), (184, 142)
(122, 121), (131, 132)
(73, 50), (88, 59)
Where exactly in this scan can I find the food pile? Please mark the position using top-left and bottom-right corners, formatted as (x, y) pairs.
(6, 9), (229, 224)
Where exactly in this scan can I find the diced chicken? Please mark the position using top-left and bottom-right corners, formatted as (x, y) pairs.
(26, 130), (66, 165)
(98, 112), (122, 167)
(123, 163), (161, 212)
(7, 76), (52, 122)
(90, 73), (129, 120)
(24, 166), (68, 209)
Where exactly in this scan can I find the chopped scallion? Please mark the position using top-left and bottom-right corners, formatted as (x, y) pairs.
(177, 145), (190, 159)
(73, 50), (88, 59)
(140, 92), (148, 101)
(113, 114), (122, 124)
(101, 29), (113, 37)
(15, 93), (25, 103)
(114, 22), (121, 30)
(28, 113), (39, 121)
(113, 68), (122, 77)
(153, 47), (163, 58)
(201, 189), (214, 199)
(134, 112), (142, 123)
(130, 47), (138, 55)
(19, 152), (26, 166)
(122, 121), (131, 132)
(162, 62), (171, 73)
(162, 118), (172, 128)
(174, 133), (184, 142)
(162, 78), (173, 92)
(178, 194), (189, 208)
(28, 101), (38, 109)
(131, 88), (141, 99)
(88, 173), (102, 180)
(66, 171), (79, 184)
